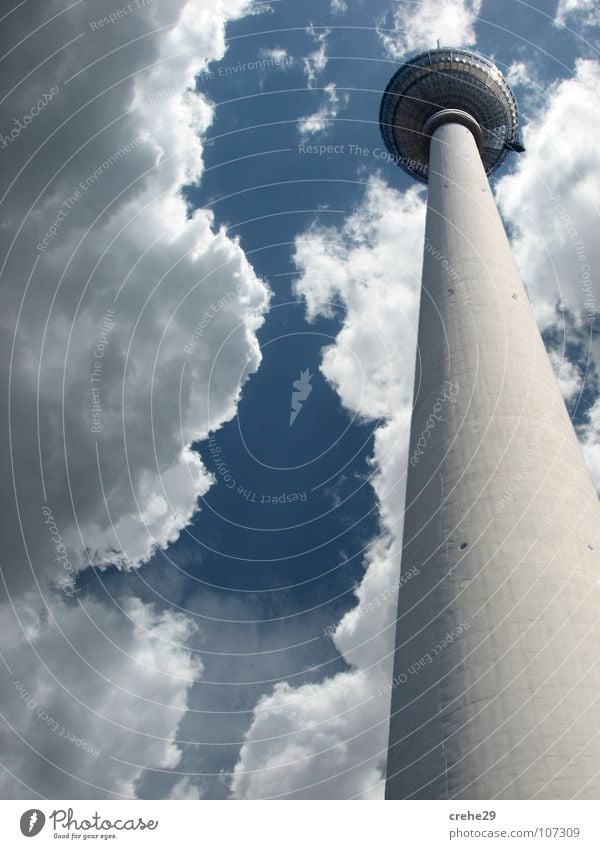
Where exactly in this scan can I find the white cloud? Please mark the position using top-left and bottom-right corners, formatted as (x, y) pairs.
(496, 59), (600, 360)
(330, 0), (348, 13)
(582, 397), (600, 489)
(378, 0), (482, 58)
(555, 0), (600, 28)
(504, 59), (548, 113)
(231, 670), (387, 799)
(303, 25), (330, 88)
(548, 349), (583, 402)
(169, 776), (205, 799)
(495, 58), (600, 497)
(298, 82), (346, 140)
(0, 0), (270, 598)
(259, 47), (290, 62)
(506, 60), (535, 87)
(0, 595), (201, 798)
(293, 177), (424, 419)
(298, 26), (344, 141)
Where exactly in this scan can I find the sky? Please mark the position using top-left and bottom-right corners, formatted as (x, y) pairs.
(0, 0), (599, 800)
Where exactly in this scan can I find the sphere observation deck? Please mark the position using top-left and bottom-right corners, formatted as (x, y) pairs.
(379, 47), (524, 183)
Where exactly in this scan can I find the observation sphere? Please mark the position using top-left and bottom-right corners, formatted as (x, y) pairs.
(379, 47), (523, 183)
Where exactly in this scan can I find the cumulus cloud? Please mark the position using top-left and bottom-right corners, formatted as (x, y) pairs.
(555, 0), (600, 28)
(544, 312), (600, 493)
(506, 60), (535, 88)
(0, 0), (269, 797)
(231, 670), (387, 799)
(496, 60), (600, 326)
(0, 594), (201, 798)
(549, 348), (584, 402)
(378, 0), (482, 58)
(233, 55), (600, 798)
(504, 59), (549, 112)
(581, 397), (600, 488)
(1, 0), (270, 598)
(496, 59), (600, 481)
(168, 776), (205, 799)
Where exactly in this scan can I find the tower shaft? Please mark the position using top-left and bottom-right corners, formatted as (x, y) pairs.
(385, 119), (600, 799)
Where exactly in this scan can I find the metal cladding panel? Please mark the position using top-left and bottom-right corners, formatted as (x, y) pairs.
(378, 48), (522, 183)
(385, 121), (600, 800)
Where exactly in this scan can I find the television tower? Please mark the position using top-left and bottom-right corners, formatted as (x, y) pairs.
(380, 47), (600, 799)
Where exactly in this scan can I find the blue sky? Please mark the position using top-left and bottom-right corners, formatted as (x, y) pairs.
(0, 0), (599, 800)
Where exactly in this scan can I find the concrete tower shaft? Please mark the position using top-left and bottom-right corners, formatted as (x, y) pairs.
(383, 108), (600, 796)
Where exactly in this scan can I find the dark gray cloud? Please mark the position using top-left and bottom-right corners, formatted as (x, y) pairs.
(0, 0), (270, 797)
